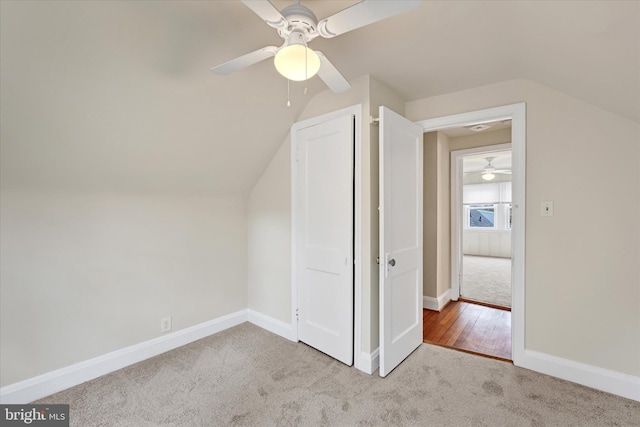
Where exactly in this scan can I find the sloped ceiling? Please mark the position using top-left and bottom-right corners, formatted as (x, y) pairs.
(1, 1), (638, 197)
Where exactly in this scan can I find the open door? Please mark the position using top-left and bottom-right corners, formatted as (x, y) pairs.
(379, 106), (423, 377)
(295, 114), (354, 366)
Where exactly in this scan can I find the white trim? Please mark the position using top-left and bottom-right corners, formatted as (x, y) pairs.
(358, 348), (380, 375)
(353, 108), (363, 371)
(510, 104), (526, 365)
(416, 102), (526, 367)
(291, 104), (363, 365)
(450, 143), (512, 302)
(0, 310), (248, 404)
(291, 126), (298, 342)
(521, 350), (640, 402)
(247, 309), (296, 342)
(423, 289), (451, 311)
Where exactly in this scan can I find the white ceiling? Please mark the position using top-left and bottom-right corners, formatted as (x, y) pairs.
(1, 1), (638, 196)
(463, 149), (511, 174)
(442, 120), (511, 138)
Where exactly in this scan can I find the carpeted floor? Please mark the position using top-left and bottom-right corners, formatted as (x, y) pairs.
(36, 323), (640, 426)
(462, 255), (512, 307)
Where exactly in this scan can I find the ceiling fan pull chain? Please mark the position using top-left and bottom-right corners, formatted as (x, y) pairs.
(287, 79), (291, 107)
(302, 35), (309, 94)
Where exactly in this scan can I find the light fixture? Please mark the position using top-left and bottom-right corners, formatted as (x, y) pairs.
(482, 171), (496, 181)
(274, 32), (320, 81)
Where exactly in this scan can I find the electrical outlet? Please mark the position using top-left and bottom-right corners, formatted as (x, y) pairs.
(541, 201), (554, 217)
(160, 316), (172, 333)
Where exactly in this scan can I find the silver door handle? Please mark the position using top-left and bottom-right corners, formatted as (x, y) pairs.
(388, 259), (396, 267)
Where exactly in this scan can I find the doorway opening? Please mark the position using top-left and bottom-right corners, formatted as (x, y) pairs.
(423, 124), (513, 360)
(416, 104), (524, 364)
(459, 146), (512, 310)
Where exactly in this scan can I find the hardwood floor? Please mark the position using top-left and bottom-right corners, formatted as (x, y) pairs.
(423, 301), (511, 361)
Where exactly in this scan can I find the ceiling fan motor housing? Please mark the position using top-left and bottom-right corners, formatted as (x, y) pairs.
(278, 5), (318, 40)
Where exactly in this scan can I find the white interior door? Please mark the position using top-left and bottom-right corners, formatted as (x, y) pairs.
(295, 114), (354, 365)
(379, 106), (423, 377)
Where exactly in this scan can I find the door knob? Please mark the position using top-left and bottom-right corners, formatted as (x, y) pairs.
(388, 258), (396, 267)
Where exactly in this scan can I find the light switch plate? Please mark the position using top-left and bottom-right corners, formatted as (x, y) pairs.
(541, 201), (554, 217)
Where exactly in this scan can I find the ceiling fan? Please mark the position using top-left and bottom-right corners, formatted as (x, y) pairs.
(210, 0), (421, 93)
(466, 157), (512, 181)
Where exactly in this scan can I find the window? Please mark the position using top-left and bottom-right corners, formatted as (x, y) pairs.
(468, 204), (496, 228)
(463, 182), (512, 231)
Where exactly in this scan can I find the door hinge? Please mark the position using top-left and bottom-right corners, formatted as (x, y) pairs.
(296, 307), (299, 321)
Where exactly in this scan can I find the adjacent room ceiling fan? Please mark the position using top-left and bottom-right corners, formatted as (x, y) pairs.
(466, 157), (512, 181)
(210, 0), (421, 93)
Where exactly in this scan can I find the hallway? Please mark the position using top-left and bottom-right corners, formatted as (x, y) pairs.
(423, 301), (511, 361)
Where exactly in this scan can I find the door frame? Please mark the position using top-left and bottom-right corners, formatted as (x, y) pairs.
(290, 104), (363, 367)
(450, 143), (512, 302)
(415, 103), (526, 365)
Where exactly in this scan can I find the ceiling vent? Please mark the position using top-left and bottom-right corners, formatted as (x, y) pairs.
(467, 124), (492, 132)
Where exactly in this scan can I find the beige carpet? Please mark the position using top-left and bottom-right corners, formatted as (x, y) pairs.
(36, 323), (639, 426)
(462, 255), (512, 307)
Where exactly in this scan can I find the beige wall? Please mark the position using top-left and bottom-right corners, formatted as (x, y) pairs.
(407, 79), (640, 377)
(463, 231), (511, 258)
(247, 138), (292, 323)
(0, 190), (247, 386)
(1, 0), (249, 387)
(422, 131), (451, 299)
(423, 132), (438, 298)
(435, 132), (451, 298)
(449, 128), (511, 152)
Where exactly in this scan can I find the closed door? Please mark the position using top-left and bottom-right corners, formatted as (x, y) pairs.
(295, 114), (354, 365)
(379, 106), (423, 377)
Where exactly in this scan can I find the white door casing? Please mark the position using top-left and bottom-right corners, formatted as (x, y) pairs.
(295, 114), (354, 366)
(379, 106), (424, 377)
(417, 102), (526, 366)
(450, 143), (512, 301)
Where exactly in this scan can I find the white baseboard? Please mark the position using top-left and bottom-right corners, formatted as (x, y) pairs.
(423, 289), (451, 311)
(6, 308), (636, 405)
(0, 310), (248, 404)
(521, 349), (640, 402)
(357, 347), (380, 375)
(247, 309), (296, 342)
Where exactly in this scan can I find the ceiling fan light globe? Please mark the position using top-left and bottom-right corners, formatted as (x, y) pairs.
(274, 45), (320, 81)
(482, 172), (496, 181)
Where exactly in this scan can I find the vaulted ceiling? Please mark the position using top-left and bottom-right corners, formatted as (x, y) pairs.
(1, 1), (638, 197)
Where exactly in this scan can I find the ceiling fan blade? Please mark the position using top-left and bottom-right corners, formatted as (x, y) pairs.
(317, 0), (421, 38)
(315, 51), (351, 93)
(241, 0), (288, 30)
(494, 170), (512, 174)
(210, 46), (278, 75)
